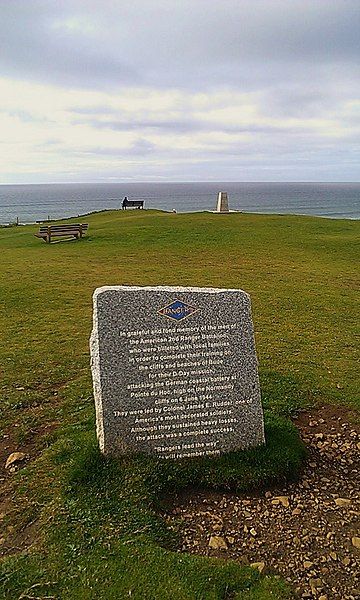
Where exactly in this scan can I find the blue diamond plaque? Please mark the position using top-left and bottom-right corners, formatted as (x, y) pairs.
(158, 299), (198, 321)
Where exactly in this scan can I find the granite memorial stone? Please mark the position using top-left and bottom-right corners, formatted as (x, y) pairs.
(90, 286), (265, 459)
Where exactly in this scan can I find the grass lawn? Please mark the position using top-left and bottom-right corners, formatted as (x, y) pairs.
(0, 209), (358, 598)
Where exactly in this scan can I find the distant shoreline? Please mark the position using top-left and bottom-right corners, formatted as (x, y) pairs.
(2, 208), (359, 228)
(1, 182), (359, 223)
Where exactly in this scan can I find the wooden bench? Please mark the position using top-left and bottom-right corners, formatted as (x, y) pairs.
(122, 198), (144, 210)
(34, 223), (89, 243)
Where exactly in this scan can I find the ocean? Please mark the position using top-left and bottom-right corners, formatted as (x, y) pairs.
(0, 182), (359, 224)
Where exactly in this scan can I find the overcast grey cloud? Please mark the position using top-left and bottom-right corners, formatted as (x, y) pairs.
(0, 0), (359, 182)
(1, 1), (359, 90)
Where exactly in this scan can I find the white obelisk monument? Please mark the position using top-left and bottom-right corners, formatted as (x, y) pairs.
(216, 191), (229, 213)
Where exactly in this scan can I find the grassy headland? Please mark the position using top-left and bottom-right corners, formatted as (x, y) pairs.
(0, 210), (358, 598)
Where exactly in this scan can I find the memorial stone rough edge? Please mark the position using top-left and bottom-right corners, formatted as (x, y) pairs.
(90, 285), (265, 460)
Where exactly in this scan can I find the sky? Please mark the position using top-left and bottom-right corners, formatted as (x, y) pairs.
(0, 0), (359, 183)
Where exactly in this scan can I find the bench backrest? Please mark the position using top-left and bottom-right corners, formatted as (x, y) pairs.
(38, 223), (88, 233)
(122, 200), (143, 206)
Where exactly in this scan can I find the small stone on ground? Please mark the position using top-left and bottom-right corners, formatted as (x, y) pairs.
(5, 452), (26, 469)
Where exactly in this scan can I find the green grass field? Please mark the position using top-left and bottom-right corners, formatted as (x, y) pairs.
(0, 210), (358, 599)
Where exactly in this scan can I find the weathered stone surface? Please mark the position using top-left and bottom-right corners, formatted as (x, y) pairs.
(334, 497), (351, 507)
(5, 452), (26, 469)
(90, 286), (264, 459)
(250, 561), (265, 573)
(209, 535), (228, 549)
(273, 495), (290, 508)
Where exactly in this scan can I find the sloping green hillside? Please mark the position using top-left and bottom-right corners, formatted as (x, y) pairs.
(0, 210), (358, 599)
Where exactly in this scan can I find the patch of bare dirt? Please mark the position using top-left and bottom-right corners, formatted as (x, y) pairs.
(0, 420), (59, 479)
(164, 405), (359, 599)
(0, 419), (59, 557)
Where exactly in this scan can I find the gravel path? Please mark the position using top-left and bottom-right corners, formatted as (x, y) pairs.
(164, 407), (359, 599)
